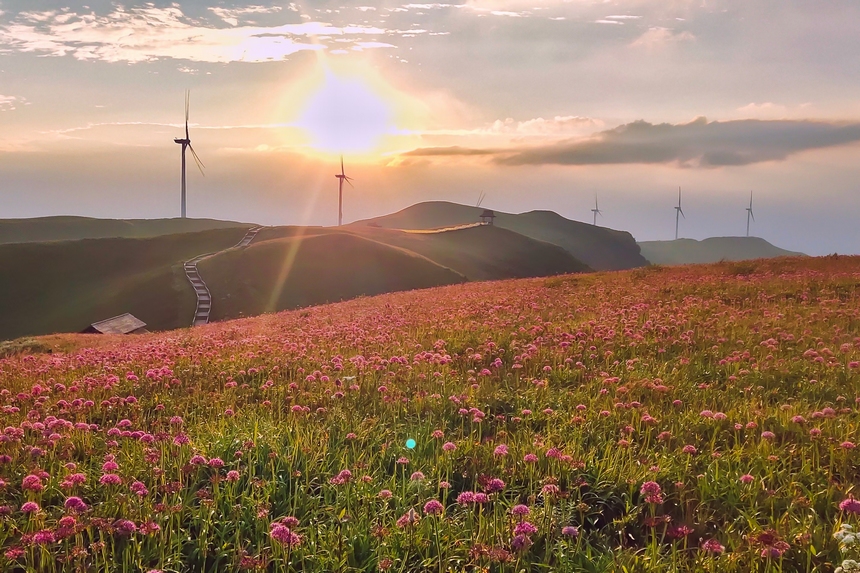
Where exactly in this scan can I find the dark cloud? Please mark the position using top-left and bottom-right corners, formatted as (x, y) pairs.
(405, 117), (860, 167)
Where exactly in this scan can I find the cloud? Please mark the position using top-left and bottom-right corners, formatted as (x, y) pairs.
(209, 6), (283, 27)
(404, 117), (860, 167)
(0, 94), (26, 111)
(0, 6), (399, 64)
(630, 27), (695, 47)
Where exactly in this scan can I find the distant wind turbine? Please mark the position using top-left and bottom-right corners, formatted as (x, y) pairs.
(674, 186), (685, 240)
(591, 195), (602, 226)
(475, 191), (486, 208)
(746, 191), (755, 237)
(173, 90), (204, 219)
(335, 156), (354, 226)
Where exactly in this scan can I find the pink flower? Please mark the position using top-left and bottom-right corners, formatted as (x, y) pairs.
(841, 441), (856, 450)
(484, 478), (505, 493)
(760, 431), (776, 441)
(226, 470), (240, 482)
(423, 499), (444, 515)
(270, 523), (302, 547)
(20, 501), (39, 513)
(410, 471), (425, 481)
(21, 474), (44, 492)
(99, 474), (122, 486)
(514, 521), (538, 536)
(33, 529), (55, 545)
(511, 504), (530, 517)
(396, 508), (420, 528)
(523, 453), (538, 463)
(682, 445), (697, 455)
(64, 496), (88, 512)
(494, 444), (509, 457)
(378, 489), (393, 499)
(456, 491), (475, 505)
(702, 538), (725, 554)
(561, 525), (579, 538)
(839, 496), (860, 515)
(130, 481), (148, 496)
(442, 442), (456, 452)
(739, 474), (755, 484)
(208, 457), (225, 468)
(189, 455), (207, 465)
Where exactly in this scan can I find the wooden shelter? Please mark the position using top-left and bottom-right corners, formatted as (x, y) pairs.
(82, 313), (148, 335)
(479, 209), (496, 226)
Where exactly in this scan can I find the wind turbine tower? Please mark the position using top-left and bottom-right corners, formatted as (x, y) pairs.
(335, 156), (354, 226)
(173, 90), (204, 218)
(591, 195), (603, 226)
(746, 191), (755, 237)
(674, 186), (685, 240)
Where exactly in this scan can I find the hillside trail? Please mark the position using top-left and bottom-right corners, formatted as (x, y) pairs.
(184, 226), (264, 326)
(396, 222), (486, 234)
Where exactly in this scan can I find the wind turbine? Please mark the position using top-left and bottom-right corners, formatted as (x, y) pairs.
(173, 90), (204, 219)
(591, 195), (602, 226)
(674, 186), (685, 240)
(475, 191), (486, 208)
(335, 156), (354, 226)
(746, 191), (755, 237)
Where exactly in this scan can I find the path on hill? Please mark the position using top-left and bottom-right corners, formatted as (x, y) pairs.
(398, 222), (486, 234)
(184, 226), (264, 327)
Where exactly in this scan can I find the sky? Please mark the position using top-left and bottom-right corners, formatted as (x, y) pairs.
(0, 0), (859, 255)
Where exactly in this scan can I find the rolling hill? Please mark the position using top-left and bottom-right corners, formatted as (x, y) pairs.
(198, 224), (587, 320)
(197, 231), (466, 321)
(0, 227), (249, 341)
(0, 215), (251, 245)
(351, 201), (647, 271)
(638, 237), (806, 265)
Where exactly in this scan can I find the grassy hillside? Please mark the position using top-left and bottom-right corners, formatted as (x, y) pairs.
(198, 231), (466, 320)
(352, 201), (647, 271)
(352, 225), (590, 280)
(0, 227), (249, 341)
(0, 215), (251, 244)
(638, 236), (806, 265)
(1, 256), (859, 572)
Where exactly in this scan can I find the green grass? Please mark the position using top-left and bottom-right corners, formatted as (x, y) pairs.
(0, 216), (250, 245)
(638, 237), (806, 266)
(0, 227), (250, 340)
(351, 200), (648, 271)
(198, 231), (466, 320)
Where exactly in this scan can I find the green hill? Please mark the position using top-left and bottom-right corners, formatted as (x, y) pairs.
(0, 228), (249, 341)
(351, 201), (647, 271)
(638, 237), (806, 266)
(350, 225), (590, 281)
(0, 216), (251, 245)
(197, 232), (466, 320)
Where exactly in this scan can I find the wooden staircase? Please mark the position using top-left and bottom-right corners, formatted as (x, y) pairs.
(184, 226), (264, 327)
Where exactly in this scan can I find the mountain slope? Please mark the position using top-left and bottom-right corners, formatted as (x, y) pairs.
(352, 201), (647, 271)
(351, 225), (590, 281)
(0, 216), (251, 245)
(638, 237), (806, 265)
(0, 228), (249, 341)
(197, 232), (466, 320)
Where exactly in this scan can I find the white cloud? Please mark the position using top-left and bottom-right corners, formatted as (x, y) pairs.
(0, 95), (26, 111)
(209, 5), (283, 27)
(595, 19), (624, 25)
(630, 27), (695, 47)
(0, 7), (397, 64)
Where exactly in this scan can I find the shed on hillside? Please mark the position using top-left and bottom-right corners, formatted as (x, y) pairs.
(82, 313), (148, 335)
(479, 209), (496, 226)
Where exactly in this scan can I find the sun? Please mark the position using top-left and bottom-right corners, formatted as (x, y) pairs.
(278, 57), (427, 160)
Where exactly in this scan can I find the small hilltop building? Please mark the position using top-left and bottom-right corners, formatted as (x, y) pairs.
(82, 313), (148, 335)
(479, 209), (496, 226)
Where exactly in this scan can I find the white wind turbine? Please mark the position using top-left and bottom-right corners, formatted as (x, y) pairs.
(674, 186), (685, 240)
(591, 195), (603, 226)
(173, 90), (204, 218)
(746, 191), (755, 237)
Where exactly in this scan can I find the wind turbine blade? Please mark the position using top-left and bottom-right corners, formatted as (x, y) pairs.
(188, 144), (205, 175)
(340, 156), (345, 177)
(679, 208), (685, 219)
(344, 176), (354, 188)
(750, 210), (755, 222)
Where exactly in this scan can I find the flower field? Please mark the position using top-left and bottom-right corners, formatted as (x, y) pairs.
(2, 256), (860, 572)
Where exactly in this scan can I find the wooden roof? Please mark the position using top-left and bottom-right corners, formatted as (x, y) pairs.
(84, 313), (147, 335)
(480, 209), (496, 218)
